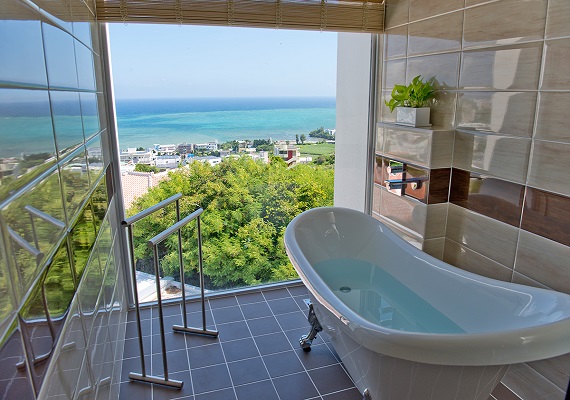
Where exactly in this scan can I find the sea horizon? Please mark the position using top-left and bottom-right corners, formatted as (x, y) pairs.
(116, 96), (336, 150)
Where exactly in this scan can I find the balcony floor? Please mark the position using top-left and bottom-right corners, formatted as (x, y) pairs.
(119, 283), (362, 400)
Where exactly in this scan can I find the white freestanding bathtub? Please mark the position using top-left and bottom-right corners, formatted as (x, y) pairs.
(284, 207), (570, 400)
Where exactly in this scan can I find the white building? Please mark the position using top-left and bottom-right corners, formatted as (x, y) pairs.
(155, 155), (180, 169)
(154, 144), (177, 154)
(194, 140), (218, 152)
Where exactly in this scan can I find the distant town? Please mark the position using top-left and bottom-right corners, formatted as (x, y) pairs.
(120, 128), (336, 208)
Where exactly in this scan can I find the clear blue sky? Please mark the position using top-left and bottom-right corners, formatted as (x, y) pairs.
(108, 24), (337, 99)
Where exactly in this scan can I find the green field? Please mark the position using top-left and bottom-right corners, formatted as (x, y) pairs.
(297, 142), (335, 157)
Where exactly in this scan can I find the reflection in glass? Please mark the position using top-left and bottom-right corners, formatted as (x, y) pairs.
(73, 21), (93, 49)
(61, 146), (91, 219)
(1, 169), (66, 295)
(0, 249), (14, 335)
(42, 22), (78, 89)
(70, 202), (96, 282)
(86, 134), (104, 184)
(102, 248), (116, 310)
(0, 0), (47, 87)
(75, 41), (95, 91)
(78, 246), (102, 321)
(0, 320), (35, 400)
(44, 242), (75, 319)
(50, 90), (84, 155)
(81, 92), (100, 140)
(0, 89), (57, 203)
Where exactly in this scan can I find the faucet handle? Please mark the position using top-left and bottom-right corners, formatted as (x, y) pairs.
(386, 164), (405, 174)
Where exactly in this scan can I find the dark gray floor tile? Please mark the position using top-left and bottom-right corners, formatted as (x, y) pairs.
(308, 364), (354, 395)
(262, 288), (291, 300)
(127, 307), (151, 321)
(211, 306), (243, 324)
(227, 357), (269, 386)
(267, 298), (301, 315)
(185, 310), (215, 328)
(152, 370), (193, 399)
(254, 332), (292, 356)
(191, 364), (232, 394)
(152, 332), (187, 354)
(295, 344), (338, 370)
(235, 291), (264, 305)
(263, 351), (304, 378)
(184, 300), (211, 313)
(185, 333), (220, 349)
(123, 336), (151, 359)
(294, 296), (310, 311)
(125, 320), (152, 338)
(272, 371), (319, 400)
(209, 296), (238, 309)
(221, 337), (259, 362)
(119, 381), (152, 400)
(283, 327), (323, 350)
(195, 388), (236, 400)
(234, 380), (279, 400)
(246, 316), (281, 336)
(287, 285), (309, 297)
(217, 321), (251, 342)
(163, 313), (184, 329)
(121, 356), (151, 382)
(188, 343), (225, 369)
(275, 311), (309, 331)
(151, 349), (190, 375)
(240, 302), (273, 319)
(322, 387), (362, 400)
(161, 304), (182, 317)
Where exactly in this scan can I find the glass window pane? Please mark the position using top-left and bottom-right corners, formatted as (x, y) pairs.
(80, 92), (100, 140)
(86, 134), (104, 185)
(42, 22), (78, 89)
(70, 202), (96, 282)
(0, 320), (35, 400)
(50, 90), (84, 156)
(44, 242), (75, 319)
(0, 0), (47, 87)
(60, 146), (90, 218)
(0, 89), (57, 203)
(75, 41), (95, 91)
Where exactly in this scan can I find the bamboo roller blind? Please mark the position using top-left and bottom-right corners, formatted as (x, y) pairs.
(94, 0), (385, 33)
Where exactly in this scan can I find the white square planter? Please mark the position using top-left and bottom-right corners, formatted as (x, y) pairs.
(395, 107), (431, 127)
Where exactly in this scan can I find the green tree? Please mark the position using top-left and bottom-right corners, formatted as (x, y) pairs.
(295, 134), (299, 145)
(128, 157), (333, 289)
(300, 134), (306, 144)
(134, 164), (160, 173)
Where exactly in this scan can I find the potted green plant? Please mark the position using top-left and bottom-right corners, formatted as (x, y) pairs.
(385, 75), (436, 127)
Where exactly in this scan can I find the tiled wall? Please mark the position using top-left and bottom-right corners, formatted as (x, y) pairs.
(0, 1), (126, 399)
(374, 0), (570, 398)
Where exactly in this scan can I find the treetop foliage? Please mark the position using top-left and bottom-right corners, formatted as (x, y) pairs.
(128, 156), (334, 289)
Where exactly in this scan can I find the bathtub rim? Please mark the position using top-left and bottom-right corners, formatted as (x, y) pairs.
(284, 206), (570, 366)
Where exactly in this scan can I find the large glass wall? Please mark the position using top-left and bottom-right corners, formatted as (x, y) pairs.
(0, 1), (126, 399)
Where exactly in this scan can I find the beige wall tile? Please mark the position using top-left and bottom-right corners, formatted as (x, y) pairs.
(409, 0), (464, 22)
(407, 52), (460, 89)
(514, 230), (570, 294)
(425, 203), (448, 239)
(459, 43), (543, 90)
(528, 354), (570, 392)
(380, 187), (427, 237)
(446, 204), (519, 268)
(453, 131), (531, 184)
(383, 126), (431, 166)
(423, 237), (444, 259)
(384, 0), (409, 29)
(546, 0), (570, 39)
(443, 238), (513, 281)
(407, 11), (463, 57)
(535, 92), (570, 143)
(527, 140), (570, 197)
(502, 363), (566, 400)
(385, 26), (408, 60)
(463, 0), (547, 49)
(383, 59), (406, 89)
(380, 90), (396, 123)
(512, 272), (550, 289)
(430, 91), (456, 130)
(456, 91), (537, 137)
(375, 212), (424, 249)
(541, 38), (570, 90)
(430, 130), (454, 168)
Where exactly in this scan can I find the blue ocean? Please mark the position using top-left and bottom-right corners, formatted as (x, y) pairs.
(116, 97), (336, 149)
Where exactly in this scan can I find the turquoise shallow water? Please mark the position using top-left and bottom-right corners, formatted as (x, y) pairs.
(0, 97), (336, 157)
(116, 97), (336, 149)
